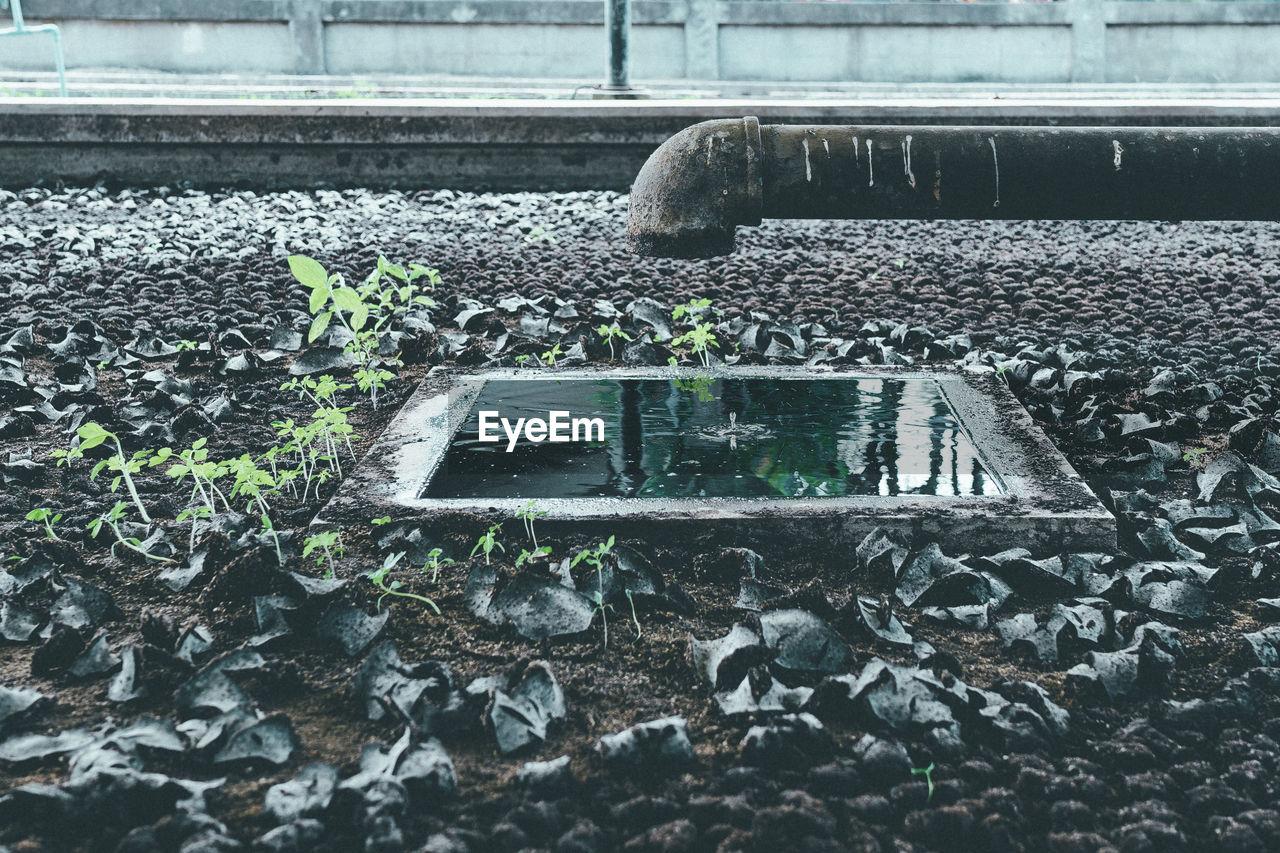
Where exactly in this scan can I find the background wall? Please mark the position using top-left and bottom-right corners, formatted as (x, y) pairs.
(4, 0), (1280, 84)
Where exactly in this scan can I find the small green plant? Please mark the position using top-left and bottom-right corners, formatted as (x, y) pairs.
(672, 297), (712, 322)
(515, 546), (552, 568)
(672, 323), (719, 367)
(164, 437), (233, 551)
(371, 516), (391, 526)
(540, 343), (563, 367)
(354, 365), (396, 408)
(303, 529), (344, 577)
(515, 354), (534, 368)
(596, 322), (633, 360)
(289, 254), (434, 410)
(625, 589), (642, 640)
(1183, 446), (1210, 469)
(268, 393), (357, 502)
(470, 523), (506, 565)
(25, 508), (61, 539)
(88, 501), (174, 563)
(911, 762), (936, 805)
(572, 535), (616, 648)
(224, 454), (283, 564)
(421, 547), (454, 583)
(368, 552), (440, 614)
(523, 226), (558, 244)
(516, 500), (547, 549)
(53, 422), (158, 524)
(174, 339), (199, 352)
(671, 299), (720, 368)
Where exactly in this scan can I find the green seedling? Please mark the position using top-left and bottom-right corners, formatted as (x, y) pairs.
(282, 374), (351, 410)
(280, 375), (359, 452)
(572, 535), (616, 648)
(912, 762), (936, 805)
(25, 508), (61, 540)
(53, 422), (157, 524)
(515, 546), (552, 568)
(164, 437), (233, 551)
(88, 501), (174, 563)
(355, 365), (397, 409)
(596, 322), (633, 360)
(671, 322), (719, 368)
(371, 516), (392, 526)
(224, 454), (282, 564)
(175, 505), (213, 553)
(540, 343), (563, 367)
(671, 299), (720, 368)
(422, 547), (454, 583)
(270, 403), (358, 502)
(303, 529), (344, 577)
(625, 589), (642, 640)
(515, 354), (534, 368)
(672, 297), (712, 322)
(470, 523), (505, 565)
(524, 226), (558, 244)
(1183, 447), (1210, 469)
(368, 551), (440, 613)
(173, 339), (198, 352)
(516, 500), (547, 549)
(289, 254), (431, 410)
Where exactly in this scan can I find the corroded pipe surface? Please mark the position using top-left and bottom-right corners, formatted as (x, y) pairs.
(627, 117), (1280, 258)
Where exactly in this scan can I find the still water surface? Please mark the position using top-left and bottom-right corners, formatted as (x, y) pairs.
(423, 377), (1002, 499)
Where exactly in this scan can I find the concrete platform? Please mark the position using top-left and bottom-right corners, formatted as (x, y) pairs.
(5, 93), (1280, 191)
(318, 365), (1116, 557)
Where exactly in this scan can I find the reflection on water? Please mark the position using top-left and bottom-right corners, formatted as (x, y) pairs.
(424, 378), (1003, 499)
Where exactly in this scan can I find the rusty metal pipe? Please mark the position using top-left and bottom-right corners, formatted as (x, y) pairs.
(626, 117), (1280, 258)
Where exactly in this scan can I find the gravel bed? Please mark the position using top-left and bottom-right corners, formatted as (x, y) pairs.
(1, 186), (1279, 853)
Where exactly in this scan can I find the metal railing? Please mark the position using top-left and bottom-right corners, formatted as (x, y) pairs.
(1, 0), (67, 95)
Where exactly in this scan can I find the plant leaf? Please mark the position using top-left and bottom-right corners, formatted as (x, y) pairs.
(308, 283), (331, 315)
(76, 422), (110, 451)
(331, 287), (363, 314)
(289, 255), (329, 290)
(308, 312), (333, 343)
(349, 302), (369, 333)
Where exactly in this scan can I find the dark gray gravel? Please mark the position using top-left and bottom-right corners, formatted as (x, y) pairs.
(3, 186), (1278, 387)
(4, 185), (1280, 853)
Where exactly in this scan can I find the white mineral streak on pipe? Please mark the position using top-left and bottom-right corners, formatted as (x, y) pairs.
(989, 137), (1000, 208)
(853, 136), (860, 166)
(822, 138), (830, 158)
(903, 135), (916, 189)
(706, 136), (714, 167)
(866, 139), (874, 187)
(1113, 140), (1124, 171)
(802, 138), (812, 182)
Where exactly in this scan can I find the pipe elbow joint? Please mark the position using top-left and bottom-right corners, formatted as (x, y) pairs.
(626, 116), (763, 258)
